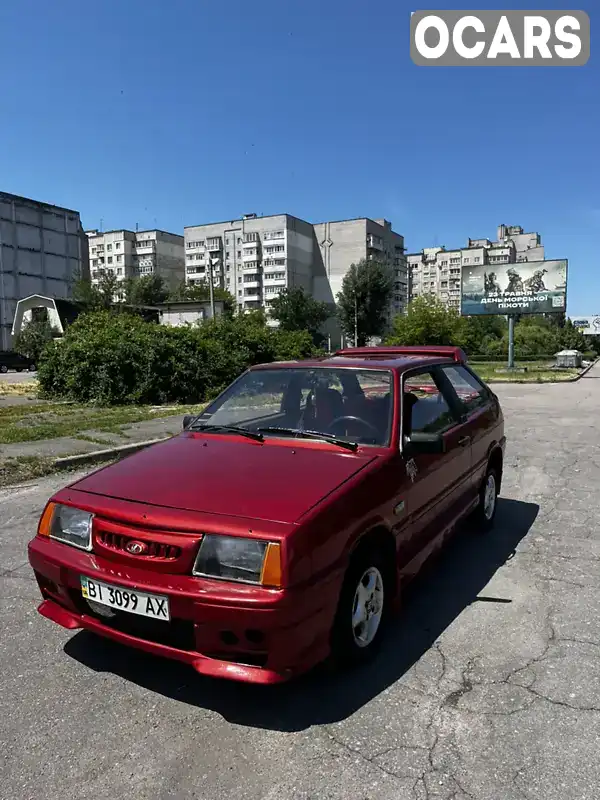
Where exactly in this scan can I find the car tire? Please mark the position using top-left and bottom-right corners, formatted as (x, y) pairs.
(473, 466), (499, 532)
(330, 545), (391, 669)
(15, 367), (23, 373)
(0, 365), (8, 374)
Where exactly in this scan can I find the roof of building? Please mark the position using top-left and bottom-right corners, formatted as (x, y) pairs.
(0, 190), (80, 216)
(183, 213), (310, 231)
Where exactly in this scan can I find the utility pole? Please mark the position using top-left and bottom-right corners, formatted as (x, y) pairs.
(354, 264), (359, 346)
(208, 254), (215, 318)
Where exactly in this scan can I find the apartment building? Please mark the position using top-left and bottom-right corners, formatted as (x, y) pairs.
(86, 228), (184, 296)
(184, 213), (321, 316)
(312, 217), (407, 315)
(407, 224), (545, 311)
(0, 190), (89, 349)
(184, 213), (407, 319)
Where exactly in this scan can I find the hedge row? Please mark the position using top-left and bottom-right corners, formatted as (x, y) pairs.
(37, 311), (318, 405)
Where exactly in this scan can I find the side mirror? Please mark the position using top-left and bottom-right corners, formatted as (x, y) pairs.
(182, 414), (195, 430)
(403, 431), (446, 456)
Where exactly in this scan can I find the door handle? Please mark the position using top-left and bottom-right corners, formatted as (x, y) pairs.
(458, 436), (471, 447)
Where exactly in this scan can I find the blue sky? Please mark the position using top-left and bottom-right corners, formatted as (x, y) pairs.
(0, 0), (597, 312)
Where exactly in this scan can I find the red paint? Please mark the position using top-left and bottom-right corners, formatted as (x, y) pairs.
(28, 347), (505, 684)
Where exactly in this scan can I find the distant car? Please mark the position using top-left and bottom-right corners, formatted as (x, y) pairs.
(28, 346), (505, 684)
(0, 351), (36, 373)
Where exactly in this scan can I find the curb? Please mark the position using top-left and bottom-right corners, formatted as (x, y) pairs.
(570, 357), (600, 381)
(53, 436), (170, 469)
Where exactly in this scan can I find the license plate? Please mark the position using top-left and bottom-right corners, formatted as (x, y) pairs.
(81, 576), (170, 621)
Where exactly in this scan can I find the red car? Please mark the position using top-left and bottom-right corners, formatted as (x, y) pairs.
(28, 346), (505, 684)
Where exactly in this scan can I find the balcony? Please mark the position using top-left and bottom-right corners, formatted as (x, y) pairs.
(367, 235), (384, 251)
(242, 237), (260, 247)
(206, 238), (222, 252)
(242, 252), (260, 262)
(243, 279), (261, 289)
(243, 290), (261, 302)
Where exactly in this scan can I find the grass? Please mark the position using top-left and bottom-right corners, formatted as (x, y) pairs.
(0, 380), (38, 397)
(0, 455), (57, 486)
(473, 360), (580, 383)
(0, 401), (205, 445)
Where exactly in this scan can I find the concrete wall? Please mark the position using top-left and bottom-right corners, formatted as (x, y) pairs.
(0, 192), (88, 349)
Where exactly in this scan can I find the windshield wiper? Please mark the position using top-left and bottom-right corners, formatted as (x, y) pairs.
(187, 424), (264, 442)
(257, 426), (358, 452)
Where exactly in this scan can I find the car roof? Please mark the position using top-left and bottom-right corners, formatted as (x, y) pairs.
(250, 346), (466, 373)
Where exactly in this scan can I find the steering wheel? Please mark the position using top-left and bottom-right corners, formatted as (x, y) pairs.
(327, 415), (380, 438)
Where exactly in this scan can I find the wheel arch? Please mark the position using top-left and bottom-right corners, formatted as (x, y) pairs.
(348, 524), (398, 599)
(487, 444), (504, 493)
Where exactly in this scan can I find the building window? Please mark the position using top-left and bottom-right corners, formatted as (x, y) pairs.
(115, 242), (121, 249)
(116, 254), (122, 262)
(107, 257), (113, 264)
(237, 251), (241, 258)
(187, 240), (205, 249)
(265, 245), (285, 254)
(91, 247), (96, 254)
(106, 244), (112, 251)
(463, 258), (469, 264)
(474, 257), (481, 263)
(117, 268), (123, 275)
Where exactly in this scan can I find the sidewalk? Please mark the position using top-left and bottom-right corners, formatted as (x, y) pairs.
(1, 413), (184, 462)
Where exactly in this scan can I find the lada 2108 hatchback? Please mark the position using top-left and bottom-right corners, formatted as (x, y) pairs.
(28, 346), (505, 684)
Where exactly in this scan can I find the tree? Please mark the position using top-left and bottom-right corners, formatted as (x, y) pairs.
(124, 274), (169, 306)
(14, 315), (58, 365)
(557, 318), (587, 351)
(387, 296), (466, 348)
(337, 259), (393, 346)
(268, 287), (331, 345)
(168, 280), (236, 316)
(72, 272), (119, 310)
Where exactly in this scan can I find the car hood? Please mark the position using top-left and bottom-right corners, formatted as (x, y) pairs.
(72, 433), (378, 524)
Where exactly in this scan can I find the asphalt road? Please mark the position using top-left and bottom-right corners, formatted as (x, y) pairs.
(0, 369), (37, 383)
(1, 368), (599, 800)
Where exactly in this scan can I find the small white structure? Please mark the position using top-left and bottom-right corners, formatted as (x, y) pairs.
(11, 294), (70, 337)
(156, 300), (224, 327)
(555, 349), (582, 369)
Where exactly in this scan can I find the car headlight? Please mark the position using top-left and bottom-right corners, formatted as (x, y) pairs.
(192, 535), (282, 587)
(38, 503), (93, 551)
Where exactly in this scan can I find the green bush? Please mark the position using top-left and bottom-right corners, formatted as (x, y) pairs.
(37, 310), (317, 405)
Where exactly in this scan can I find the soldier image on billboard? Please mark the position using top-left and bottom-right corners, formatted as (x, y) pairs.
(505, 268), (524, 293)
(484, 272), (501, 294)
(524, 269), (548, 292)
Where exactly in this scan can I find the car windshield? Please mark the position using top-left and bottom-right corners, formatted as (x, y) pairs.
(191, 367), (394, 447)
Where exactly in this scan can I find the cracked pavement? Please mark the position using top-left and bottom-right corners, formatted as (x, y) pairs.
(1, 366), (599, 800)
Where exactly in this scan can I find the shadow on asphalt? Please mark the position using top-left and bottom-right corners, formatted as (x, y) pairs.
(65, 497), (538, 732)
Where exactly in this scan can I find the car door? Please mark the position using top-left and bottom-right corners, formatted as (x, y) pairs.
(392, 368), (473, 572)
(438, 364), (500, 492)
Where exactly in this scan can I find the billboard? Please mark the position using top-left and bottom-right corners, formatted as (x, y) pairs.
(570, 315), (600, 336)
(461, 259), (568, 316)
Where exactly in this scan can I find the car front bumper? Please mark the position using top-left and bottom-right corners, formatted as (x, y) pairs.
(28, 535), (338, 684)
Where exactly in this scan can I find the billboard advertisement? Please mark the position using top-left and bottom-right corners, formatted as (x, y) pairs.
(461, 259), (568, 316)
(570, 315), (600, 336)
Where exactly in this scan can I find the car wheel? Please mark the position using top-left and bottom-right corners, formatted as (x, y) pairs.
(330, 546), (391, 668)
(15, 367), (23, 373)
(473, 467), (499, 532)
(0, 365), (8, 374)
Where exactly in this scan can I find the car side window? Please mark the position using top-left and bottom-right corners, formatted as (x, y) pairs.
(441, 366), (490, 414)
(403, 372), (456, 435)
